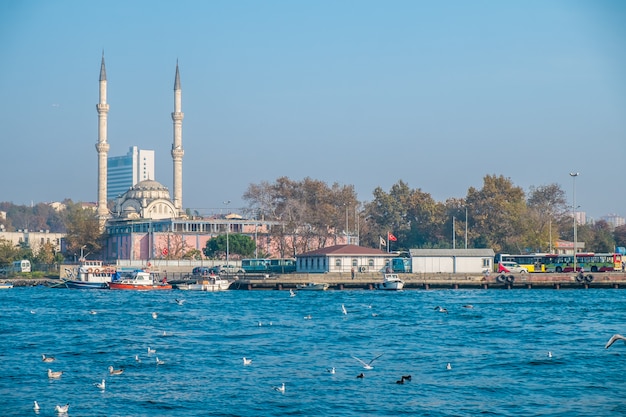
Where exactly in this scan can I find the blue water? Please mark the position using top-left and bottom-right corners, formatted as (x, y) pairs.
(1, 287), (626, 416)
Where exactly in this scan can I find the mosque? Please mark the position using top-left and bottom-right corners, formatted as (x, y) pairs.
(94, 56), (275, 262)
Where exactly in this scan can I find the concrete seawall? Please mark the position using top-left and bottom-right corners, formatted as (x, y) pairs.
(231, 272), (626, 290)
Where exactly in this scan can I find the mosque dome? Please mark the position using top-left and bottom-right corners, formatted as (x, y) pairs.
(114, 179), (177, 220)
(124, 180), (171, 201)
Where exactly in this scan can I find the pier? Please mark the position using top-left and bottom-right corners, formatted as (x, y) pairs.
(230, 272), (626, 290)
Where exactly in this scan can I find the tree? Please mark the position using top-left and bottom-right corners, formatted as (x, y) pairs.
(614, 225), (626, 248)
(203, 234), (256, 259)
(63, 202), (103, 259)
(0, 238), (19, 267)
(524, 183), (569, 253)
(466, 175), (526, 253)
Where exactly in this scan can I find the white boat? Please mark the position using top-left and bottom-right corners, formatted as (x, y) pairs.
(374, 273), (404, 290)
(0, 282), (14, 289)
(178, 276), (231, 292)
(296, 282), (329, 291)
(108, 270), (172, 291)
(64, 260), (117, 289)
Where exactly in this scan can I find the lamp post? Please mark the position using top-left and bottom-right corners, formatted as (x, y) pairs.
(345, 204), (349, 245)
(569, 173), (579, 273)
(224, 200), (230, 269)
(452, 216), (456, 249)
(465, 206), (468, 250)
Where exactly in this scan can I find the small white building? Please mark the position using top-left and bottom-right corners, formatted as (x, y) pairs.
(409, 249), (495, 274)
(296, 244), (390, 274)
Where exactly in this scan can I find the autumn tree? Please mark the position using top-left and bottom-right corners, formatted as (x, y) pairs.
(524, 183), (569, 252)
(63, 202), (103, 259)
(465, 175), (527, 253)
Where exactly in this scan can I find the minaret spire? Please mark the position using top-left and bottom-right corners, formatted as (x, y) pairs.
(96, 53), (110, 225)
(171, 60), (184, 215)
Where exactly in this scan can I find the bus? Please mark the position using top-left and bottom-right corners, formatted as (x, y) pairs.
(494, 254), (546, 273)
(241, 258), (297, 274)
(544, 253), (622, 273)
(12, 260), (31, 273)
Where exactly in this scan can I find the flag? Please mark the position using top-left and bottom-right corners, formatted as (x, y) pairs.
(379, 236), (386, 246)
(388, 232), (398, 242)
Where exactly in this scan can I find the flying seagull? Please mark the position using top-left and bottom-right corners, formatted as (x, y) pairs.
(605, 334), (626, 349)
(352, 353), (384, 370)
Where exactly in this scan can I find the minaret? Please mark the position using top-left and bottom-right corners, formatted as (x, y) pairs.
(96, 53), (110, 224)
(171, 61), (184, 214)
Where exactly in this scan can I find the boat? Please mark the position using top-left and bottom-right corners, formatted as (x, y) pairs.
(63, 260), (117, 289)
(296, 282), (329, 291)
(374, 273), (404, 290)
(107, 270), (172, 290)
(0, 282), (14, 289)
(177, 275), (231, 292)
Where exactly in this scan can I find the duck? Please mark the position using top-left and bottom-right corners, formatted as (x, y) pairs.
(108, 366), (124, 375)
(47, 369), (63, 379)
(356, 373), (365, 379)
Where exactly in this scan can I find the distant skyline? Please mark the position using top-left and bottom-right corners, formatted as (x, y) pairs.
(1, 1), (625, 220)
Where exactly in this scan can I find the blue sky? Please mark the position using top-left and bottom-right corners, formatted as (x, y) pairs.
(1, 1), (625, 220)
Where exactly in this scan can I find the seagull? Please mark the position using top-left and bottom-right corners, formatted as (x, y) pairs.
(289, 289), (296, 297)
(30, 310), (36, 314)
(54, 403), (69, 414)
(341, 304), (348, 315)
(304, 315), (312, 320)
(175, 299), (186, 305)
(352, 353), (384, 370)
(148, 347), (156, 355)
(243, 357), (252, 366)
(446, 362), (452, 370)
(135, 354), (141, 363)
(48, 369), (63, 379)
(95, 379), (106, 390)
(273, 383), (286, 393)
(434, 306), (448, 314)
(42, 354), (55, 363)
(33, 401), (40, 411)
(108, 366), (124, 375)
(326, 367), (336, 374)
(152, 312), (158, 319)
(605, 334), (626, 349)
(156, 357), (165, 365)
(547, 351), (553, 358)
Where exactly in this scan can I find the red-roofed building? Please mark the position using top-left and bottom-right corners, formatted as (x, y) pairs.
(296, 244), (391, 274)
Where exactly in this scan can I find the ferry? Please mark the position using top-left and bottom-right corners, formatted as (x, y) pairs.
(64, 260), (117, 289)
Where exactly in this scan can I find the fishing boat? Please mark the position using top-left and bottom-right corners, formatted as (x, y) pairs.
(63, 260), (117, 289)
(374, 273), (404, 290)
(108, 270), (172, 290)
(296, 282), (329, 291)
(178, 276), (231, 292)
(0, 282), (14, 289)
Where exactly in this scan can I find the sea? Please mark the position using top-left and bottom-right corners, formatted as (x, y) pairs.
(1, 286), (626, 417)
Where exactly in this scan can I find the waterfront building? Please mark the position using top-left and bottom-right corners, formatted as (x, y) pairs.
(107, 146), (155, 201)
(409, 249), (495, 274)
(0, 229), (64, 254)
(296, 244), (389, 274)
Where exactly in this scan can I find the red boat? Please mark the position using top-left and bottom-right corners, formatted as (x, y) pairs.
(108, 270), (172, 290)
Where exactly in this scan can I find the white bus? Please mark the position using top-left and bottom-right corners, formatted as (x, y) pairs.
(12, 260), (31, 273)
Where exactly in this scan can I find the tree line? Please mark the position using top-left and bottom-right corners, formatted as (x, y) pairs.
(1, 175), (625, 266)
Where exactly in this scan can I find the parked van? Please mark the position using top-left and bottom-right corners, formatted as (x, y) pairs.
(12, 259), (31, 273)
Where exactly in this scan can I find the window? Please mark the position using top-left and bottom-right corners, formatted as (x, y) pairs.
(352, 259), (358, 267)
(368, 259), (374, 267)
(335, 259), (341, 267)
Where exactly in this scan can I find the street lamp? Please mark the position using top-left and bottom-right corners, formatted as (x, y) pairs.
(570, 172), (579, 273)
(224, 200), (230, 269)
(80, 245), (87, 262)
(465, 206), (468, 250)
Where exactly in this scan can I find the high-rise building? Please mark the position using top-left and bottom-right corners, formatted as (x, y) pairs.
(107, 146), (155, 200)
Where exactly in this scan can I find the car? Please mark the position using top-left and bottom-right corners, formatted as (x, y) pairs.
(497, 261), (528, 274)
(211, 265), (245, 274)
(192, 267), (212, 276)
